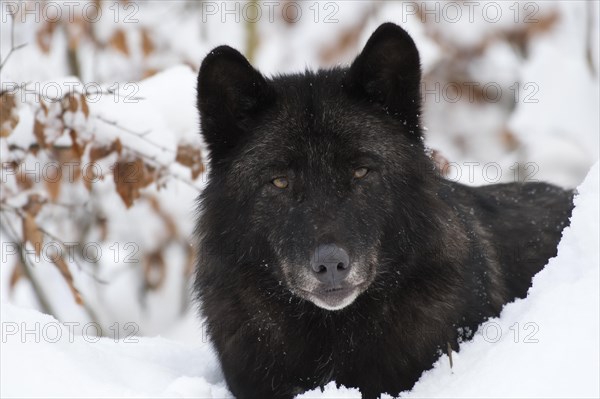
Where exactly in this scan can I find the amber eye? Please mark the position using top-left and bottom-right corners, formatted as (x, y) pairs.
(353, 167), (369, 179)
(272, 177), (289, 189)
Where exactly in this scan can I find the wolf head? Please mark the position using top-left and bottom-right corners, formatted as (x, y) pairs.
(197, 23), (433, 311)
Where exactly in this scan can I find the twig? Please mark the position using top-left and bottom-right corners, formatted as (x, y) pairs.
(38, 227), (109, 285)
(585, 1), (597, 77)
(447, 342), (454, 369)
(0, 204), (108, 284)
(126, 145), (203, 191)
(0, 13), (27, 71)
(1, 208), (104, 325)
(245, 0), (259, 63)
(0, 213), (54, 315)
(85, 85), (144, 102)
(94, 116), (203, 191)
(96, 115), (170, 152)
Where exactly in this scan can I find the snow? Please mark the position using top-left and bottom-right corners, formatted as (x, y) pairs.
(2, 163), (598, 398)
(1, 304), (229, 398)
(1, 1), (598, 397)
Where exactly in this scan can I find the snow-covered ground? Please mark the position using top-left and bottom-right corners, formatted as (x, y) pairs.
(2, 163), (598, 398)
(1, 1), (598, 397)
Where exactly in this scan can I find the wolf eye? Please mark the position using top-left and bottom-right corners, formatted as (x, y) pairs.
(353, 167), (369, 179)
(272, 177), (289, 189)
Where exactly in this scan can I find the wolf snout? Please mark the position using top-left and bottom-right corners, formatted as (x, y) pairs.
(310, 244), (351, 285)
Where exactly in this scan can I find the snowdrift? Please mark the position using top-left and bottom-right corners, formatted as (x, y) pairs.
(2, 163), (598, 398)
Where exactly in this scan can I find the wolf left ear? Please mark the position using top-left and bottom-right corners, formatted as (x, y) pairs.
(197, 46), (273, 158)
(348, 23), (422, 138)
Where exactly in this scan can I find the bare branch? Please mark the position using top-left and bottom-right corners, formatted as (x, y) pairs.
(94, 116), (203, 191)
(0, 12), (28, 71)
(0, 212), (54, 315)
(0, 204), (108, 285)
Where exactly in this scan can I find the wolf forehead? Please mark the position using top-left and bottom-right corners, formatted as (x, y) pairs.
(232, 74), (413, 168)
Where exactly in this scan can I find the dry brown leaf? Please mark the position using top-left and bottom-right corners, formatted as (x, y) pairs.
(97, 215), (108, 241)
(113, 138), (123, 154)
(36, 21), (56, 54)
(62, 93), (89, 119)
(51, 146), (82, 182)
(422, 9), (559, 58)
(22, 213), (43, 257)
(506, 11), (560, 54)
(53, 145), (82, 163)
(144, 251), (166, 290)
(33, 119), (47, 148)
(15, 167), (34, 190)
(69, 129), (84, 158)
(79, 94), (90, 118)
(0, 92), (19, 137)
(109, 29), (129, 55)
(141, 29), (155, 57)
(89, 144), (113, 163)
(113, 158), (144, 208)
(113, 156), (157, 207)
(65, 93), (79, 113)
(141, 162), (156, 187)
(45, 177), (62, 202)
(142, 69), (159, 79)
(175, 144), (205, 179)
(9, 259), (26, 291)
(89, 138), (121, 163)
(66, 15), (93, 50)
(23, 194), (46, 217)
(40, 100), (49, 117)
(501, 128), (520, 152)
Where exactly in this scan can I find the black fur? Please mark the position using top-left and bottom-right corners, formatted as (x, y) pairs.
(194, 23), (574, 399)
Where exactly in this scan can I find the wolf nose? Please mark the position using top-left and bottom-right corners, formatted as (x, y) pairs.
(310, 244), (351, 285)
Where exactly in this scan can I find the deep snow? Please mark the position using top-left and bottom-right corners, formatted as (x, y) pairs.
(2, 163), (598, 399)
(1, 1), (598, 397)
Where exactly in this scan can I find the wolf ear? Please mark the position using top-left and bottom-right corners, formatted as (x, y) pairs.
(197, 46), (273, 158)
(348, 23), (422, 138)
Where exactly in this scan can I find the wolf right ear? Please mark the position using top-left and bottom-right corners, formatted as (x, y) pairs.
(197, 46), (273, 158)
(348, 23), (422, 138)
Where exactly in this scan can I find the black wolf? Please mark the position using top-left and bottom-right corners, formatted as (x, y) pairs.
(194, 23), (573, 399)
